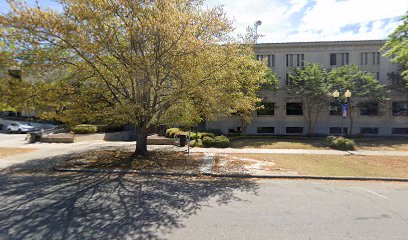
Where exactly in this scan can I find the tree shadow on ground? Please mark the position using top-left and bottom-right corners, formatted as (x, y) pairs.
(0, 173), (258, 240)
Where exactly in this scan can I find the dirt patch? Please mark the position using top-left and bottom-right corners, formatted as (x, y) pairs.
(213, 154), (284, 175)
(0, 147), (37, 158)
(56, 148), (204, 173)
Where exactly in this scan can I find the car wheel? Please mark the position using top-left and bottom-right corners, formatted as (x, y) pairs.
(7, 129), (12, 134)
(17, 129), (22, 134)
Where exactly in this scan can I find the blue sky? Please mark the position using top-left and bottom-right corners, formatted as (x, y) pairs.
(1, 0), (407, 43)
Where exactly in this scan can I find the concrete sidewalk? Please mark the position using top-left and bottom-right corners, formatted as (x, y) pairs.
(189, 147), (408, 156)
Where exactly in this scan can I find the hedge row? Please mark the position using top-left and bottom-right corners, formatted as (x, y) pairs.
(165, 128), (229, 148)
(202, 135), (230, 148)
(165, 128), (217, 140)
(72, 124), (123, 134)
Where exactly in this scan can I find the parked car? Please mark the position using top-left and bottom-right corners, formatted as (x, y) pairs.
(6, 122), (37, 134)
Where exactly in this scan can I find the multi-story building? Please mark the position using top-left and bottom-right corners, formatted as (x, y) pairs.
(206, 40), (408, 136)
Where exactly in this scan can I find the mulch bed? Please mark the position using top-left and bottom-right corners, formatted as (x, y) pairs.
(56, 148), (204, 173)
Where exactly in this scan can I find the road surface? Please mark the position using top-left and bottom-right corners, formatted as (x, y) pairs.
(0, 174), (407, 240)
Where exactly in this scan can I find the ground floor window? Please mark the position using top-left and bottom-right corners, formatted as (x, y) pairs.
(329, 127), (348, 134)
(392, 128), (408, 134)
(286, 127), (303, 134)
(392, 102), (408, 116)
(257, 127), (275, 134)
(360, 127), (378, 134)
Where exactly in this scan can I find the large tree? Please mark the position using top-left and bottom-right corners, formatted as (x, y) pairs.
(0, 0), (271, 155)
(382, 11), (408, 88)
(286, 63), (330, 136)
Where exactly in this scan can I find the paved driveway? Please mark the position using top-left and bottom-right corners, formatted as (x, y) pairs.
(0, 132), (28, 148)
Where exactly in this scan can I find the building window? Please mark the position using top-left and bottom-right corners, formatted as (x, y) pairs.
(360, 102), (378, 116)
(361, 52), (380, 65)
(267, 54), (275, 67)
(286, 127), (303, 134)
(392, 128), (408, 134)
(330, 53), (336, 65)
(286, 103), (303, 115)
(257, 102), (275, 115)
(360, 127), (378, 134)
(256, 55), (264, 61)
(330, 53), (349, 66)
(329, 102), (341, 115)
(392, 102), (408, 116)
(257, 127), (275, 134)
(388, 72), (402, 86)
(286, 54), (304, 67)
(329, 127), (348, 135)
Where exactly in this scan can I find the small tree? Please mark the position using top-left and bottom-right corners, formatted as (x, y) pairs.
(328, 65), (387, 134)
(286, 63), (330, 136)
(382, 11), (408, 89)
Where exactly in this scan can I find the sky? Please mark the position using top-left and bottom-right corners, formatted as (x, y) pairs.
(1, 0), (407, 43)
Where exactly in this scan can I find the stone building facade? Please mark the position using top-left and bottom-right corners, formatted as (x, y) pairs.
(206, 40), (408, 136)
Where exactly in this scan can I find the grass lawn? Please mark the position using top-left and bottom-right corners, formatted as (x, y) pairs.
(57, 148), (204, 173)
(230, 137), (327, 149)
(229, 137), (408, 151)
(0, 147), (36, 158)
(229, 153), (408, 178)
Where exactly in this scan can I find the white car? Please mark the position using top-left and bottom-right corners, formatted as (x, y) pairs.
(6, 122), (36, 134)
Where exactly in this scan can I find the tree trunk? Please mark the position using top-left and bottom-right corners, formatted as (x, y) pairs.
(348, 106), (354, 135)
(135, 127), (148, 156)
(307, 109), (313, 137)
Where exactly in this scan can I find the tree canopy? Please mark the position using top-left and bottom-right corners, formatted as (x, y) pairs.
(0, 0), (272, 154)
(287, 63), (329, 135)
(382, 11), (408, 88)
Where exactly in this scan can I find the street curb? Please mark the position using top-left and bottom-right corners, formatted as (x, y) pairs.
(53, 167), (408, 182)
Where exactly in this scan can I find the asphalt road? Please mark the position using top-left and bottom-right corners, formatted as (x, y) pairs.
(0, 174), (407, 240)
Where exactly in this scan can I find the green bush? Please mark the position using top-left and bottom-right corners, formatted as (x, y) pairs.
(213, 135), (230, 148)
(202, 136), (214, 147)
(202, 135), (230, 148)
(72, 124), (98, 134)
(189, 132), (201, 140)
(206, 128), (222, 136)
(201, 132), (215, 139)
(189, 132), (214, 140)
(166, 128), (181, 138)
(327, 136), (356, 151)
(189, 139), (203, 147)
(96, 125), (123, 133)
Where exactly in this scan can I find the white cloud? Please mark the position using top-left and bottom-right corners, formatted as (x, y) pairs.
(205, 0), (408, 42)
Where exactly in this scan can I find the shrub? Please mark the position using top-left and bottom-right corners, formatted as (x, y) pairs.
(213, 135), (230, 148)
(201, 132), (215, 139)
(202, 136), (215, 147)
(166, 128), (180, 138)
(96, 125), (123, 133)
(189, 132), (201, 140)
(327, 136), (356, 151)
(189, 139), (203, 147)
(72, 124), (98, 134)
(202, 135), (230, 148)
(195, 139), (203, 147)
(206, 128), (222, 136)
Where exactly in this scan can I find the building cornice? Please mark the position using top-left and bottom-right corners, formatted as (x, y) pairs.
(254, 40), (386, 49)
